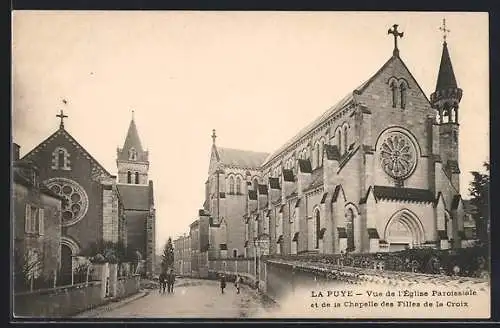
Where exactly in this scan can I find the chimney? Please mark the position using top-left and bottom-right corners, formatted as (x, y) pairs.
(12, 143), (20, 161)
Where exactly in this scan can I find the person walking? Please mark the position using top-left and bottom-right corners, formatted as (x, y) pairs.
(168, 269), (176, 293)
(234, 275), (242, 294)
(159, 271), (167, 294)
(220, 274), (226, 294)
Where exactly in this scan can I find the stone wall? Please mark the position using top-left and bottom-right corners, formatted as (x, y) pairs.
(14, 282), (104, 318)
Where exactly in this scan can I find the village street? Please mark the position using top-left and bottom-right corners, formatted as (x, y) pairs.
(76, 278), (273, 318)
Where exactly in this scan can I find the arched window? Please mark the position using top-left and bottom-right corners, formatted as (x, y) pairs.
(253, 178), (258, 191)
(336, 128), (342, 154)
(315, 209), (321, 249)
(135, 172), (139, 184)
(399, 83), (407, 109)
(390, 81), (398, 108)
(236, 176), (242, 194)
(313, 143), (319, 169)
(343, 125), (348, 153)
(229, 176), (235, 194)
(58, 150), (65, 168)
(127, 171), (132, 184)
(442, 104), (450, 123)
(346, 208), (355, 251)
(319, 140), (324, 167)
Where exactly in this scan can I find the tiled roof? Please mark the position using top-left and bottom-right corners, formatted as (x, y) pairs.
(258, 184), (268, 195)
(283, 169), (295, 182)
(367, 228), (380, 239)
(13, 169), (64, 201)
(298, 159), (312, 174)
(216, 147), (269, 169)
(269, 177), (281, 190)
(116, 184), (151, 210)
(324, 144), (341, 161)
(360, 185), (435, 204)
(248, 190), (257, 200)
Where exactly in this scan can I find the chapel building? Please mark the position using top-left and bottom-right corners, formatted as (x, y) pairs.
(203, 24), (466, 258)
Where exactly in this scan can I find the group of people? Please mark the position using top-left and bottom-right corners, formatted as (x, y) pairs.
(159, 269), (176, 294)
(219, 273), (243, 295)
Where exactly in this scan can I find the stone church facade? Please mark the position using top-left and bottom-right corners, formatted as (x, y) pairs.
(203, 26), (466, 259)
(18, 113), (156, 280)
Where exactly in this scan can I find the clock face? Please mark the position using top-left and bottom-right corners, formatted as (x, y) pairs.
(44, 177), (89, 227)
(379, 131), (417, 180)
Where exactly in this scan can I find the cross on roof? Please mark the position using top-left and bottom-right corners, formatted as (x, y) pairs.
(211, 129), (217, 145)
(439, 18), (451, 42)
(56, 109), (68, 129)
(388, 24), (404, 57)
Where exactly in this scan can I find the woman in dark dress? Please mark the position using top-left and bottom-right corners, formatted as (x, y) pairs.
(220, 274), (226, 294)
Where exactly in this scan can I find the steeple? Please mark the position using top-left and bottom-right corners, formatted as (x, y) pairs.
(116, 110), (150, 185)
(122, 110), (144, 154)
(435, 41), (458, 91)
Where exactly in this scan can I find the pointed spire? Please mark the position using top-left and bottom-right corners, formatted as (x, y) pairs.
(122, 110), (144, 154)
(435, 24), (458, 91)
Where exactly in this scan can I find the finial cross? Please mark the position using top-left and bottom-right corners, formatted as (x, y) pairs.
(211, 129), (217, 145)
(56, 99), (68, 129)
(439, 18), (450, 42)
(388, 24), (404, 56)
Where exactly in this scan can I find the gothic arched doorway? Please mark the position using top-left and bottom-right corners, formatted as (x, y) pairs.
(60, 244), (72, 285)
(384, 209), (425, 251)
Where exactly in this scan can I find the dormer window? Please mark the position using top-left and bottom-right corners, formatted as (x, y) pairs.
(128, 147), (137, 161)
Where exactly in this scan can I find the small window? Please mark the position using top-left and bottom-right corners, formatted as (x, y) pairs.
(236, 176), (242, 194)
(399, 83), (407, 109)
(127, 171), (132, 184)
(390, 81), (398, 108)
(229, 176), (235, 194)
(343, 125), (348, 154)
(135, 172), (140, 184)
(233, 249), (238, 258)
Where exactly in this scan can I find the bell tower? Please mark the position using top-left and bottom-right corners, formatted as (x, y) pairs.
(116, 111), (149, 185)
(430, 19), (462, 190)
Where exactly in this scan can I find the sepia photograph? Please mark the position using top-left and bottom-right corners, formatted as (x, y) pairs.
(11, 11), (490, 320)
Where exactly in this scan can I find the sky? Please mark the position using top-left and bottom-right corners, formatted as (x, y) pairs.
(12, 11), (489, 253)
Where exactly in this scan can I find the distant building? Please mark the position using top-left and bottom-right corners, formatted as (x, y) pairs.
(173, 234), (191, 276)
(12, 143), (64, 290)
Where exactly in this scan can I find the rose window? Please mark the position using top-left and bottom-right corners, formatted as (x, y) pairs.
(44, 177), (89, 226)
(379, 132), (417, 180)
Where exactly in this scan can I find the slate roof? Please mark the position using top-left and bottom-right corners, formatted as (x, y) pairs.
(258, 184), (268, 195)
(435, 42), (458, 91)
(324, 144), (341, 161)
(216, 147), (269, 169)
(283, 169), (295, 182)
(248, 190), (257, 200)
(116, 184), (152, 210)
(360, 185), (435, 204)
(269, 177), (281, 190)
(13, 164), (64, 201)
(298, 159), (312, 174)
(118, 117), (148, 162)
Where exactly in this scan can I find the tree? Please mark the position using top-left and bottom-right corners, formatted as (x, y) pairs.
(161, 237), (174, 271)
(468, 161), (489, 244)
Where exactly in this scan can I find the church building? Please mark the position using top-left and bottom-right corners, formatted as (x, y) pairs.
(203, 23), (467, 258)
(18, 111), (156, 281)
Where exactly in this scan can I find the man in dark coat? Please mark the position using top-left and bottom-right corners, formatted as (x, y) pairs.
(220, 274), (226, 294)
(167, 269), (176, 293)
(159, 272), (167, 294)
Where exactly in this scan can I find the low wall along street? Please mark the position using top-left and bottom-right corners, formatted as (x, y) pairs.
(205, 254), (490, 319)
(14, 268), (141, 318)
